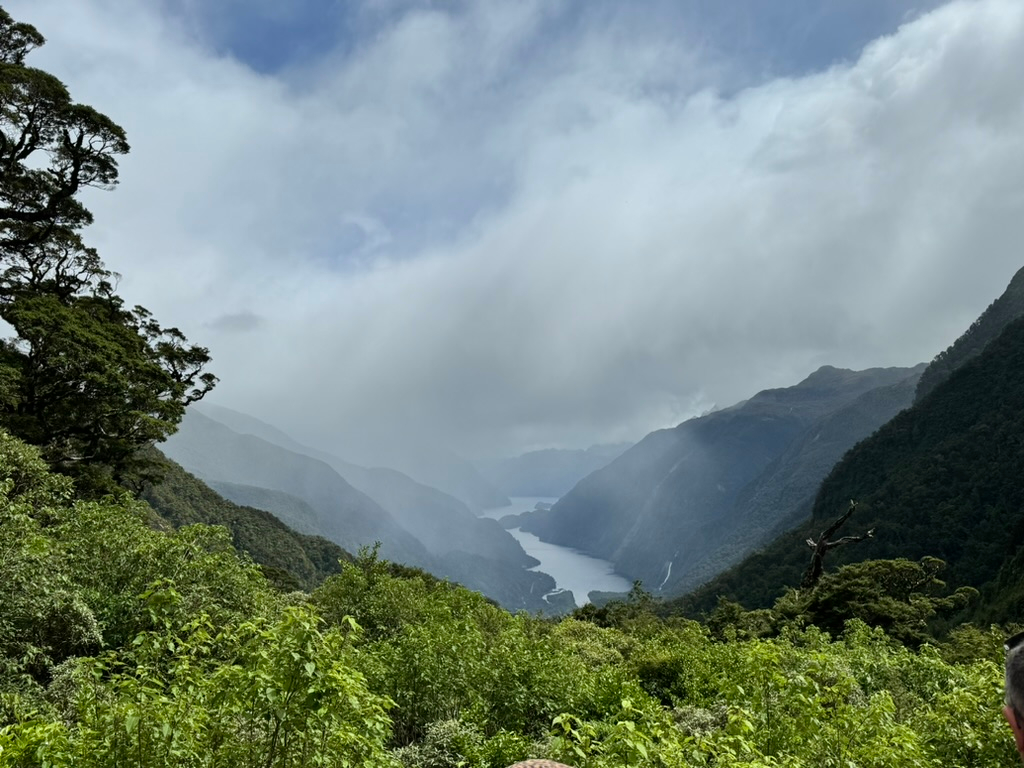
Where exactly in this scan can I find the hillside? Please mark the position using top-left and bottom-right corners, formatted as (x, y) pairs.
(195, 405), (529, 567)
(161, 410), (559, 612)
(140, 454), (351, 591)
(160, 411), (430, 566)
(666, 369), (925, 593)
(522, 364), (922, 594)
(915, 264), (1024, 401)
(670, 313), (1024, 622)
(201, 404), (509, 512)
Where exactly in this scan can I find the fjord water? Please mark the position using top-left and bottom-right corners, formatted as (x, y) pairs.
(481, 497), (631, 606)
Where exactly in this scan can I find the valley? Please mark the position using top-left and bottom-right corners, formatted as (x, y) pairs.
(480, 497), (632, 607)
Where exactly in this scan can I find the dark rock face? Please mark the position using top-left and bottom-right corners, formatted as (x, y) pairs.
(523, 364), (925, 595)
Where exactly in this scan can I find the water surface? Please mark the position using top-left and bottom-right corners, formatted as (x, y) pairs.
(482, 497), (631, 606)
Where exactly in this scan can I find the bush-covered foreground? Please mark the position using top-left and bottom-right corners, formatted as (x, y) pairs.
(0, 431), (1018, 768)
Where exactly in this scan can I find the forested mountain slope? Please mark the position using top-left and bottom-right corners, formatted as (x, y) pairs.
(140, 455), (351, 591)
(523, 364), (922, 594)
(669, 313), (1024, 622)
(915, 264), (1024, 401)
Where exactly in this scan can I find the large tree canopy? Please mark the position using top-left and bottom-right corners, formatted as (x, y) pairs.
(0, 6), (214, 489)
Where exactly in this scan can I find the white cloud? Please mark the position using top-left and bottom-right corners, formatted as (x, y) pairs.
(9, 0), (1024, 458)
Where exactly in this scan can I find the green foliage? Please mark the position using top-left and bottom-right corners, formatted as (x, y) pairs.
(571, 580), (661, 632)
(4, 602), (396, 768)
(0, 293), (214, 490)
(140, 451), (351, 592)
(393, 719), (485, 768)
(772, 558), (978, 647)
(0, 428), (272, 690)
(0, 425), (1021, 768)
(0, 6), (214, 489)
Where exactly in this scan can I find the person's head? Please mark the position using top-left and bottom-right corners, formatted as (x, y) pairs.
(1004, 631), (1024, 757)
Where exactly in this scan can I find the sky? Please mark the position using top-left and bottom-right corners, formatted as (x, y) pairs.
(9, 0), (1024, 462)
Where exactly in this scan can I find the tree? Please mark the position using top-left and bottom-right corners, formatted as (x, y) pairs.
(0, 7), (214, 488)
(778, 557), (978, 646)
(800, 500), (875, 590)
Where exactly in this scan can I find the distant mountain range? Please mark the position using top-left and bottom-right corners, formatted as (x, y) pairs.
(140, 453), (352, 592)
(521, 363), (925, 595)
(475, 444), (631, 498)
(160, 409), (558, 612)
(203, 404), (509, 513)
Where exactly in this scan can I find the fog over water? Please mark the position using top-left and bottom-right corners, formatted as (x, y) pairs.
(482, 497), (631, 606)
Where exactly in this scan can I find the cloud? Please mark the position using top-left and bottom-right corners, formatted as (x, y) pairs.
(8, 0), (1024, 459)
(205, 311), (265, 333)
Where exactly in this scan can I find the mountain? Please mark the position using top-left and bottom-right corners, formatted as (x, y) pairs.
(204, 480), (324, 536)
(139, 454), (352, 592)
(362, 443), (510, 511)
(915, 264), (1024, 401)
(666, 368), (925, 593)
(161, 410), (558, 612)
(160, 411), (429, 566)
(201, 404), (508, 512)
(193, 405), (531, 569)
(521, 364), (924, 594)
(475, 443), (632, 498)
(669, 313), (1024, 623)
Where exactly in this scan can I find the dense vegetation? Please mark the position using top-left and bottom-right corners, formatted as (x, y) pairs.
(0, 429), (1020, 767)
(139, 451), (353, 592)
(0, 9), (214, 493)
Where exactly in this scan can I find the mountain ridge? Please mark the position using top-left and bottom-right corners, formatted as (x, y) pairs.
(667, 267), (1024, 622)
(522, 363), (924, 594)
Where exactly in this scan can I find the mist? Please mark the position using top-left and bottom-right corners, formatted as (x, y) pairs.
(11, 0), (1024, 462)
